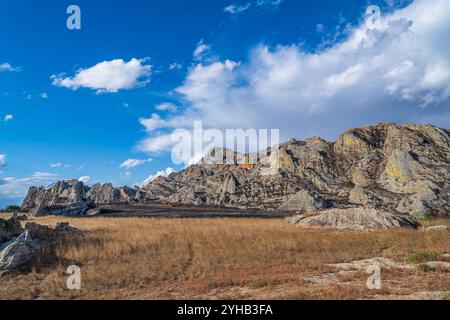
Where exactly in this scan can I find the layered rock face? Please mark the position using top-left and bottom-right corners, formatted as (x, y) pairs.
(21, 124), (449, 221)
(21, 180), (153, 216)
(152, 123), (449, 219)
(22, 180), (96, 216)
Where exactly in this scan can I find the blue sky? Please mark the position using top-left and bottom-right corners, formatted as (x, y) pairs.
(1, 0), (449, 207)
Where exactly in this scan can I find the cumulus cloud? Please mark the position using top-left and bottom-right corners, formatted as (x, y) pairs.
(155, 103), (178, 113)
(51, 58), (152, 93)
(78, 176), (91, 184)
(4, 114), (13, 122)
(119, 158), (152, 169)
(0, 172), (58, 199)
(138, 0), (450, 158)
(142, 167), (176, 186)
(0, 63), (21, 72)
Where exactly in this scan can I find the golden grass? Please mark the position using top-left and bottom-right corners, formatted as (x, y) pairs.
(0, 214), (449, 300)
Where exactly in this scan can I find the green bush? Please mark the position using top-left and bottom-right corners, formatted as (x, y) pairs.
(3, 205), (21, 212)
(408, 252), (439, 264)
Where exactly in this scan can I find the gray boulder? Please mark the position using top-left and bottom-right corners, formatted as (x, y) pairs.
(0, 231), (39, 274)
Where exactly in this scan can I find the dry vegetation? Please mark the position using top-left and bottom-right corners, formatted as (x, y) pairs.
(0, 213), (449, 300)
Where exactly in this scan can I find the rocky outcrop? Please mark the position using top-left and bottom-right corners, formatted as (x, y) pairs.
(0, 217), (80, 275)
(21, 124), (450, 223)
(21, 180), (95, 216)
(22, 181), (145, 217)
(280, 190), (331, 212)
(87, 184), (141, 204)
(151, 123), (449, 220)
(287, 208), (418, 231)
(0, 231), (39, 275)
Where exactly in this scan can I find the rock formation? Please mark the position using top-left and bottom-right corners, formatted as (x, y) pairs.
(286, 208), (418, 231)
(21, 123), (450, 224)
(0, 217), (79, 275)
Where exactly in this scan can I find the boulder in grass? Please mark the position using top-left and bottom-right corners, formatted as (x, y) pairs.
(0, 231), (40, 275)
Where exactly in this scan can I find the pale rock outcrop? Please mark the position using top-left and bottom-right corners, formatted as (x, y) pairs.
(0, 231), (39, 274)
(280, 190), (330, 212)
(22, 180), (94, 216)
(0, 218), (80, 275)
(289, 208), (418, 231)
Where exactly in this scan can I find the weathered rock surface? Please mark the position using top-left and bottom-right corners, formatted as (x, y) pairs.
(22, 180), (94, 216)
(288, 208), (418, 231)
(0, 231), (39, 274)
(0, 217), (79, 275)
(0, 217), (23, 243)
(21, 124), (450, 223)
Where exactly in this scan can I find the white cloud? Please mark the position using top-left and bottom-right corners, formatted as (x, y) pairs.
(51, 58), (152, 93)
(50, 162), (84, 170)
(139, 114), (168, 132)
(138, 134), (175, 153)
(0, 155), (6, 167)
(169, 63), (183, 70)
(324, 63), (367, 94)
(0, 63), (21, 72)
(0, 172), (58, 199)
(193, 40), (211, 60)
(224, 0), (282, 15)
(119, 158), (152, 169)
(4, 114), (13, 122)
(78, 176), (91, 184)
(142, 167), (176, 186)
(224, 3), (252, 14)
(316, 23), (325, 33)
(138, 0), (450, 156)
(40, 92), (48, 99)
(155, 102), (178, 113)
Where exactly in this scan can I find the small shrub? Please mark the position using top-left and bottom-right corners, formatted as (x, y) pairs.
(4, 205), (21, 212)
(408, 252), (439, 264)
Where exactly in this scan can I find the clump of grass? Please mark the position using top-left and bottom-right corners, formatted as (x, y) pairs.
(442, 292), (450, 300)
(408, 252), (439, 264)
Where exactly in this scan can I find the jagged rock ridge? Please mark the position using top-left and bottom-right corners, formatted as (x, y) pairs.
(22, 123), (450, 221)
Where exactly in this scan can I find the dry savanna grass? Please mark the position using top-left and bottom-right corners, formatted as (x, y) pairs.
(0, 213), (449, 300)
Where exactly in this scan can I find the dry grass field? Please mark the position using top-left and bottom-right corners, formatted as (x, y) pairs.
(0, 213), (449, 300)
